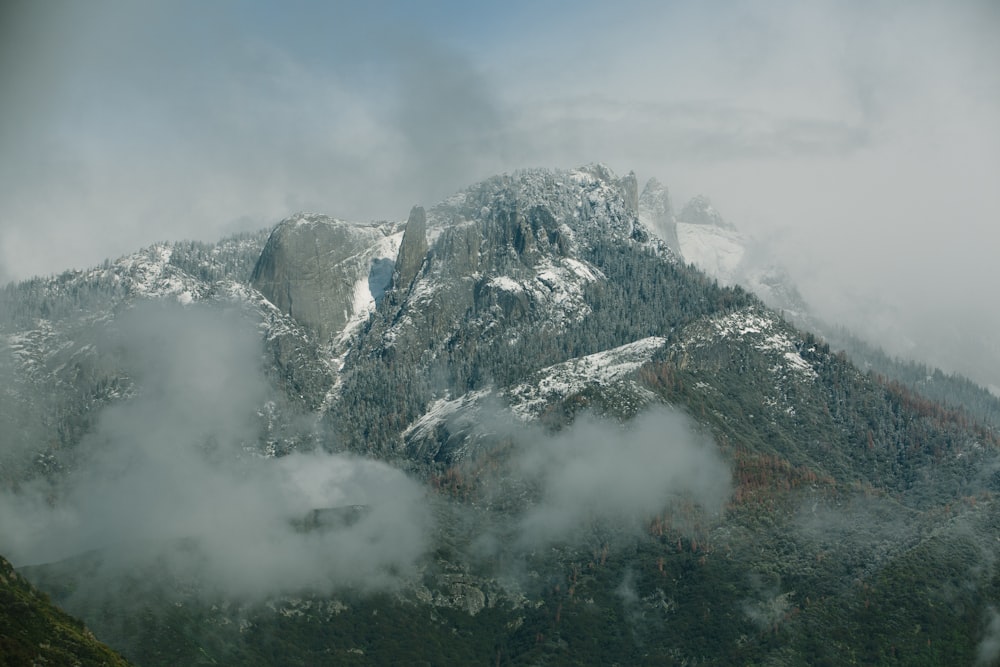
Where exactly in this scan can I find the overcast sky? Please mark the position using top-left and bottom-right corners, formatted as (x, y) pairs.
(1, 0), (998, 384)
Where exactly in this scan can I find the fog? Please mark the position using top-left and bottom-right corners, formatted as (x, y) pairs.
(0, 302), (432, 598)
(978, 607), (1000, 666)
(511, 410), (730, 550)
(0, 302), (730, 598)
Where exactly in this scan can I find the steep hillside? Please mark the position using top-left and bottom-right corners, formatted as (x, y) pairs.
(637, 179), (1000, 433)
(0, 553), (131, 666)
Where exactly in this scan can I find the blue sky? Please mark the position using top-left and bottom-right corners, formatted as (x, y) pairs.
(1, 0), (999, 383)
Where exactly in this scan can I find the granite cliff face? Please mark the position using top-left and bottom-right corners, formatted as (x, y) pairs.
(638, 177), (679, 252)
(393, 206), (428, 291)
(250, 213), (404, 343)
(349, 166), (657, 369)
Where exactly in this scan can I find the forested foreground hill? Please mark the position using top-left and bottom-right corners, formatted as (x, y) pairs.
(0, 553), (131, 666)
(4, 166), (1000, 665)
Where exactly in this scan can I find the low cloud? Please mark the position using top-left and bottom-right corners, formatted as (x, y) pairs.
(0, 301), (431, 598)
(742, 572), (795, 632)
(511, 409), (731, 550)
(978, 606), (1000, 666)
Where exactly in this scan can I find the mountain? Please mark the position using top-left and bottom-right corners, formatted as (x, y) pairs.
(638, 178), (811, 323)
(2, 165), (1000, 665)
(638, 180), (1000, 432)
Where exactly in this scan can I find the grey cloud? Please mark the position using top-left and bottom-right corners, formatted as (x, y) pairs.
(0, 301), (431, 598)
(978, 606), (1000, 666)
(0, 3), (476, 277)
(497, 2), (1000, 390)
(741, 572), (795, 632)
(0, 1), (518, 279)
(511, 409), (731, 550)
(389, 40), (513, 204)
(511, 97), (872, 167)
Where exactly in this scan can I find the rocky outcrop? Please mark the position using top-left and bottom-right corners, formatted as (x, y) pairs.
(639, 177), (679, 253)
(620, 170), (639, 213)
(393, 206), (428, 290)
(250, 214), (403, 342)
(678, 194), (733, 229)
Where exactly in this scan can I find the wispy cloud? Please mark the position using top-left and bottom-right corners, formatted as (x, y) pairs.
(505, 408), (730, 550)
(0, 302), (432, 598)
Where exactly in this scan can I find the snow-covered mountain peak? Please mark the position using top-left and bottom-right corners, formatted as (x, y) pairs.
(678, 195), (731, 230)
(423, 165), (642, 238)
(675, 221), (746, 285)
(355, 166), (667, 364)
(274, 211), (398, 234)
(639, 178), (672, 220)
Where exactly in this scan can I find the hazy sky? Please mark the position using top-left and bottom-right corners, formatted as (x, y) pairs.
(1, 0), (998, 381)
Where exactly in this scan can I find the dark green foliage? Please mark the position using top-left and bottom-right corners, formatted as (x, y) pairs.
(826, 326), (1000, 431)
(641, 313), (998, 510)
(326, 228), (755, 461)
(0, 554), (131, 666)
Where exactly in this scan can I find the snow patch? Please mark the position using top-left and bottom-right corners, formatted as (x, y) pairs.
(563, 257), (604, 282)
(336, 230), (404, 345)
(527, 256), (603, 323)
(402, 390), (493, 442)
(506, 337), (667, 419)
(488, 276), (524, 292)
(676, 223), (745, 285)
(689, 308), (818, 380)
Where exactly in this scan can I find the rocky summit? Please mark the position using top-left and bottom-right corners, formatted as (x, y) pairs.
(3, 165), (1000, 666)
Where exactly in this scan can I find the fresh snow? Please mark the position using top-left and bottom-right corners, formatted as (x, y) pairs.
(562, 257), (604, 282)
(335, 230), (404, 345)
(401, 337), (668, 445)
(401, 389), (493, 442)
(687, 307), (818, 380)
(290, 212), (354, 229)
(488, 276), (524, 292)
(506, 337), (667, 419)
(675, 222), (745, 285)
(528, 256), (603, 323)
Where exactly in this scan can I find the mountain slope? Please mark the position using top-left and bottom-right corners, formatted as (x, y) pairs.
(0, 553), (131, 667)
(637, 178), (1000, 433)
(3, 165), (1000, 666)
